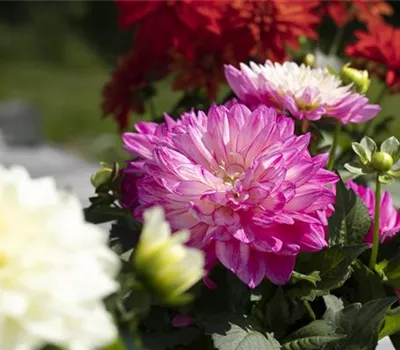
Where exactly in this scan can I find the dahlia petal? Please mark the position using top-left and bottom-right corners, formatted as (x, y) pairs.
(123, 133), (156, 158)
(263, 253), (296, 285)
(135, 121), (158, 134)
(296, 225), (328, 252)
(228, 103), (251, 129)
(215, 240), (250, 274)
(173, 181), (214, 196)
(285, 189), (327, 211)
(212, 207), (240, 227)
(173, 132), (217, 169)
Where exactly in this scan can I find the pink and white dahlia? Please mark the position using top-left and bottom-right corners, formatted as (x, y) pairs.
(122, 104), (338, 287)
(347, 180), (400, 244)
(225, 61), (380, 124)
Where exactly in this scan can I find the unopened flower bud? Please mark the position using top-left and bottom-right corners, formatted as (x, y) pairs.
(90, 163), (113, 188)
(134, 207), (205, 305)
(304, 54), (315, 68)
(371, 151), (393, 172)
(340, 64), (371, 94)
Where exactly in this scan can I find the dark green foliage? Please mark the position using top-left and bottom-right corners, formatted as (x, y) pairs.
(328, 179), (372, 246)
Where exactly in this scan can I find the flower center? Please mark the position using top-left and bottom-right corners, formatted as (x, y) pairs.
(215, 163), (244, 185)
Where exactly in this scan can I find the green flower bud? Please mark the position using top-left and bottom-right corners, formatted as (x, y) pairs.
(304, 54), (315, 68)
(371, 151), (393, 172)
(134, 207), (205, 305)
(340, 64), (371, 94)
(90, 163), (113, 188)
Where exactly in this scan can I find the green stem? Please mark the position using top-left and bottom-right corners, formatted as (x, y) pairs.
(369, 174), (382, 270)
(327, 119), (341, 170)
(329, 25), (346, 56)
(303, 300), (316, 320)
(148, 98), (157, 120)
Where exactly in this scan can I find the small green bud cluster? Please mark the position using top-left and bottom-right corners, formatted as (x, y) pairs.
(345, 136), (400, 183)
(90, 162), (119, 189)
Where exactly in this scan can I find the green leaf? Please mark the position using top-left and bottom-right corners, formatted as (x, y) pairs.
(105, 338), (127, 350)
(332, 298), (396, 350)
(379, 174), (394, 184)
(332, 303), (362, 336)
(344, 162), (366, 175)
(352, 260), (386, 303)
(264, 288), (290, 337)
(290, 271), (321, 286)
(282, 320), (344, 350)
(297, 245), (369, 290)
(352, 142), (369, 164)
(328, 180), (372, 246)
(323, 295), (344, 325)
(206, 314), (280, 350)
(380, 253), (400, 288)
(142, 327), (202, 350)
(84, 206), (129, 224)
(380, 306), (400, 339)
(360, 136), (377, 159)
(388, 169), (400, 178)
(381, 136), (400, 160)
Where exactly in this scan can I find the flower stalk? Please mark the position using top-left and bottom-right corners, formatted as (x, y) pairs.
(329, 25), (346, 56)
(327, 119), (341, 170)
(369, 174), (382, 269)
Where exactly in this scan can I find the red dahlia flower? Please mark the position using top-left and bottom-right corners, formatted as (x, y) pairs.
(101, 50), (168, 130)
(170, 30), (253, 101)
(345, 22), (400, 92)
(225, 0), (321, 62)
(115, 0), (226, 57)
(322, 0), (393, 28)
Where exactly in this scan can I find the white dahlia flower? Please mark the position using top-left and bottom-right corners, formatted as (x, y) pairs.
(0, 165), (119, 350)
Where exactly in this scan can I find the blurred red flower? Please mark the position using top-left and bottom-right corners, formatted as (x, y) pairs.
(226, 0), (321, 62)
(101, 50), (169, 130)
(322, 0), (393, 28)
(170, 29), (253, 101)
(345, 22), (400, 92)
(115, 0), (226, 58)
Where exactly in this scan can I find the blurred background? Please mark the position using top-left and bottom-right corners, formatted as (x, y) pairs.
(0, 1), (181, 163)
(1, 1), (400, 162)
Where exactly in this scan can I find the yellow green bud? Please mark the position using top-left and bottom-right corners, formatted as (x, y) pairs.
(371, 152), (393, 172)
(90, 163), (113, 188)
(134, 207), (205, 305)
(340, 64), (371, 94)
(304, 54), (315, 68)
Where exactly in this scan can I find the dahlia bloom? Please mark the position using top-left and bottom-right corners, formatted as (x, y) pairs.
(115, 0), (225, 58)
(225, 61), (380, 124)
(170, 30), (253, 101)
(225, 0), (320, 62)
(321, 1), (393, 28)
(346, 180), (400, 244)
(345, 22), (400, 93)
(0, 165), (119, 350)
(122, 104), (338, 287)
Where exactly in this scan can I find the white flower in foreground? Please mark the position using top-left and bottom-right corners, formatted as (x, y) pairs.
(134, 207), (205, 305)
(0, 165), (120, 350)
